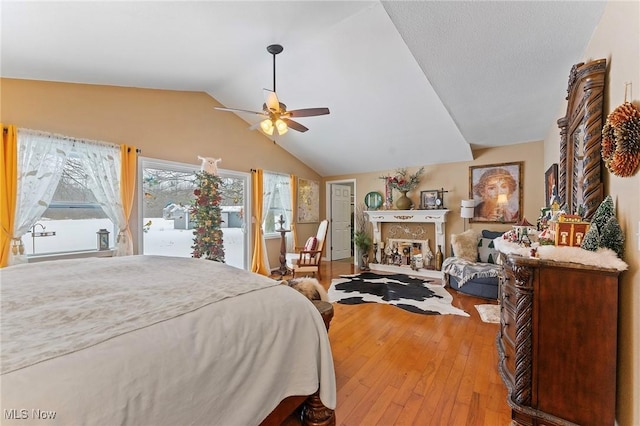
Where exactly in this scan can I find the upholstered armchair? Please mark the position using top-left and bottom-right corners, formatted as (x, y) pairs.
(286, 220), (328, 279)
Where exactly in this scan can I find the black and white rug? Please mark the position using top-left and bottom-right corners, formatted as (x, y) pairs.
(328, 272), (469, 317)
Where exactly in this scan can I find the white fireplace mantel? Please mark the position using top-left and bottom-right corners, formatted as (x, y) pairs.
(364, 210), (449, 279)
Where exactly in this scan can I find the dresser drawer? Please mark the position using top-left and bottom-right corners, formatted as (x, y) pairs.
(504, 338), (516, 379)
(498, 334), (515, 381)
(500, 306), (516, 348)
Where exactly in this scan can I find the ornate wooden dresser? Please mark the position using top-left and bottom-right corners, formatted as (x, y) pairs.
(497, 253), (621, 425)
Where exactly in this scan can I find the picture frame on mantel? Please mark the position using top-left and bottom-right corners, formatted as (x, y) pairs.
(469, 161), (523, 223)
(420, 190), (440, 210)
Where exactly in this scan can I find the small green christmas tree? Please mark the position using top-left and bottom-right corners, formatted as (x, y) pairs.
(600, 216), (625, 258)
(591, 195), (614, 232)
(581, 225), (601, 252)
(191, 171), (225, 262)
(581, 195), (624, 258)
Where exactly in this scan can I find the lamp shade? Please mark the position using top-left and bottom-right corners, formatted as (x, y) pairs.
(460, 199), (474, 219)
(274, 119), (288, 135)
(260, 119), (274, 135)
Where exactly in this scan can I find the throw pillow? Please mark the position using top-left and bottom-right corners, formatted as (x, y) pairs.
(304, 236), (318, 251)
(482, 230), (505, 239)
(451, 229), (479, 263)
(477, 237), (499, 264)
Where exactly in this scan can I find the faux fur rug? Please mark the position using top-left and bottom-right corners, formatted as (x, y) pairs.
(328, 272), (469, 317)
(475, 304), (500, 324)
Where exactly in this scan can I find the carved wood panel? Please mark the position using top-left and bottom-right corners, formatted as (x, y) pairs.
(557, 59), (606, 220)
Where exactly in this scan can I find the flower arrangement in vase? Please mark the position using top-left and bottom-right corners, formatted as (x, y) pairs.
(382, 167), (425, 209)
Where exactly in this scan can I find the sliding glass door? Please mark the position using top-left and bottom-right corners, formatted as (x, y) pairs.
(139, 158), (250, 269)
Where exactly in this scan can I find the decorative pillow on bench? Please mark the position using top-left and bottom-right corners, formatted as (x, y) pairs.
(450, 229), (479, 262)
(478, 230), (504, 264)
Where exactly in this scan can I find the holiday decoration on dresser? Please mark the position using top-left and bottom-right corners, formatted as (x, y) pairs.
(191, 157), (225, 262)
(601, 101), (640, 177)
(550, 214), (590, 247)
(581, 195), (625, 258)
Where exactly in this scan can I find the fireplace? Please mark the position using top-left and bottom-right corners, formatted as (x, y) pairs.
(365, 209), (449, 279)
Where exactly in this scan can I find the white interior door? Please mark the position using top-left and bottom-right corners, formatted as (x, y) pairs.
(331, 184), (352, 260)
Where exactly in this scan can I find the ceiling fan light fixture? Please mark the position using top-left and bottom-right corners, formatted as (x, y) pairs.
(260, 119), (274, 135)
(214, 44), (329, 135)
(275, 119), (288, 135)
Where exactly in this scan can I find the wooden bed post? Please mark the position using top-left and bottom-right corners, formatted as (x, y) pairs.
(302, 391), (335, 426)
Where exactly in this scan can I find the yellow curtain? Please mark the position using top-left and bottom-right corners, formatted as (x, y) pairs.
(0, 125), (18, 268)
(119, 144), (137, 255)
(289, 174), (298, 248)
(250, 169), (269, 275)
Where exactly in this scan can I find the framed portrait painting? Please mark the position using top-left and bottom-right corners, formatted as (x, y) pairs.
(469, 162), (523, 223)
(297, 178), (320, 223)
(545, 163), (558, 207)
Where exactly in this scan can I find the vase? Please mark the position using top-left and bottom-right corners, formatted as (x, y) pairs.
(359, 252), (370, 271)
(395, 191), (412, 210)
(435, 245), (443, 271)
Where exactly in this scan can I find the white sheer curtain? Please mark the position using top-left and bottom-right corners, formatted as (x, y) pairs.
(9, 129), (74, 265)
(74, 141), (130, 256)
(278, 176), (294, 252)
(259, 172), (278, 273)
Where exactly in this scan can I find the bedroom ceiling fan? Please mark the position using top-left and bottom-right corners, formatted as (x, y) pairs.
(214, 44), (330, 136)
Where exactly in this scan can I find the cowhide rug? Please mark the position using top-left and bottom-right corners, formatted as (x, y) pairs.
(328, 272), (469, 317)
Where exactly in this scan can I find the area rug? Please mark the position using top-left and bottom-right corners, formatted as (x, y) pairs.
(328, 272), (469, 317)
(475, 304), (500, 324)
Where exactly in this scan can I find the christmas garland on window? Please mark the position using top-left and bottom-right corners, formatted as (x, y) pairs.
(601, 101), (640, 177)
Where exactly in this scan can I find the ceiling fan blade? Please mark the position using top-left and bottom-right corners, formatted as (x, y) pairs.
(248, 122), (262, 131)
(214, 106), (266, 116)
(283, 118), (309, 133)
(287, 107), (330, 118)
(264, 89), (281, 113)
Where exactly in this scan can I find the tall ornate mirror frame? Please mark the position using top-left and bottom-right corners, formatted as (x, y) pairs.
(557, 58), (606, 220)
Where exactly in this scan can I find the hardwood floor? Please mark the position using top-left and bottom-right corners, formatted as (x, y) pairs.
(316, 260), (512, 426)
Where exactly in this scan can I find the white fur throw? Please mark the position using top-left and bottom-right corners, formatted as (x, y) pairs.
(494, 238), (628, 271)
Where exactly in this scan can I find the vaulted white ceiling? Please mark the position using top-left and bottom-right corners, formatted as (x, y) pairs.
(1, 1), (606, 176)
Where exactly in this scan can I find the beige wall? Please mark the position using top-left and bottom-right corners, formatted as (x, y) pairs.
(0, 78), (322, 267)
(542, 1), (639, 424)
(325, 140), (545, 257)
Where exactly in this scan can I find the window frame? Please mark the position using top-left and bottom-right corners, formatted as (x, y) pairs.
(262, 171), (292, 239)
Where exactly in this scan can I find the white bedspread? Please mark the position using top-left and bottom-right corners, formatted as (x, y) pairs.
(1, 255), (336, 425)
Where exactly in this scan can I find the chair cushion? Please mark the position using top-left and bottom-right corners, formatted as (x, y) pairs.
(450, 229), (479, 263)
(304, 237), (318, 251)
(477, 237), (499, 264)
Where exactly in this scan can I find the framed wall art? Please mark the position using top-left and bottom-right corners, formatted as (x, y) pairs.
(297, 178), (320, 223)
(420, 190), (440, 210)
(469, 162), (523, 223)
(545, 163), (558, 207)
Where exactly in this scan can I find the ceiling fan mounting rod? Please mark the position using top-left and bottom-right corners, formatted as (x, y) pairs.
(267, 44), (283, 93)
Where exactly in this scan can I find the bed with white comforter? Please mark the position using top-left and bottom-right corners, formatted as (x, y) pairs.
(0, 255), (336, 425)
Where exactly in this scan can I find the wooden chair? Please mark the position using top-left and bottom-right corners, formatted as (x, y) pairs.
(286, 220), (328, 279)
